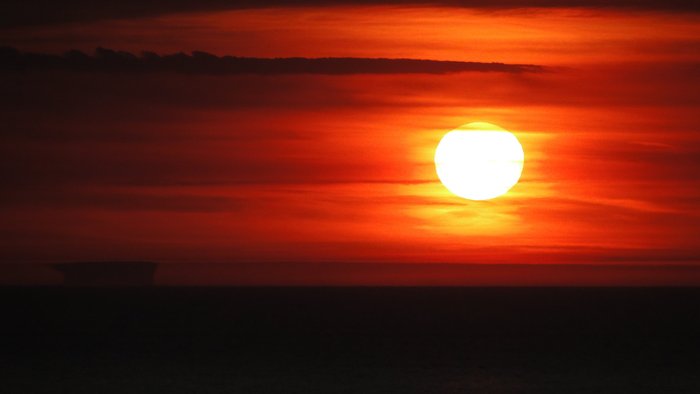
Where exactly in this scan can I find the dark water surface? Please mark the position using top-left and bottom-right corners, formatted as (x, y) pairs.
(1, 287), (699, 393)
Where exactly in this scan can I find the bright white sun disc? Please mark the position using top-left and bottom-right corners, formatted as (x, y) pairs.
(434, 122), (524, 201)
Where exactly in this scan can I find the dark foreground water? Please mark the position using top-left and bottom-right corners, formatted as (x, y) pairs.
(1, 287), (699, 393)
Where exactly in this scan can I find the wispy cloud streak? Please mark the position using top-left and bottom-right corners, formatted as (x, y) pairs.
(1, 0), (698, 28)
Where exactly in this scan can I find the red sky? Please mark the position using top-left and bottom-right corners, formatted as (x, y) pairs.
(1, 2), (699, 285)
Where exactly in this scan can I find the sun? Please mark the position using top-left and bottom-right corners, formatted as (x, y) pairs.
(434, 122), (524, 201)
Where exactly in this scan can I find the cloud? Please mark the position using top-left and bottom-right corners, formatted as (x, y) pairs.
(157, 261), (700, 286)
(0, 47), (544, 75)
(1, 1), (697, 28)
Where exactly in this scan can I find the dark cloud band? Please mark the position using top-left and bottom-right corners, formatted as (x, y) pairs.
(0, 47), (544, 75)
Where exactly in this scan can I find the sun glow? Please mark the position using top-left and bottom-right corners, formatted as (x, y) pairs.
(434, 122), (524, 201)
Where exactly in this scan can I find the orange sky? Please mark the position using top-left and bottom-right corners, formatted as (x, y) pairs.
(1, 4), (699, 284)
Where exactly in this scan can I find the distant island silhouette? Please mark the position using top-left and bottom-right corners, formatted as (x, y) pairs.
(52, 262), (157, 286)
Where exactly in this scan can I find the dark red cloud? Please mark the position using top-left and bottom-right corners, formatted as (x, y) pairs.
(157, 262), (700, 286)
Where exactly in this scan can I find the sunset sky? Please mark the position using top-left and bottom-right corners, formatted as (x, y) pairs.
(1, 1), (699, 285)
